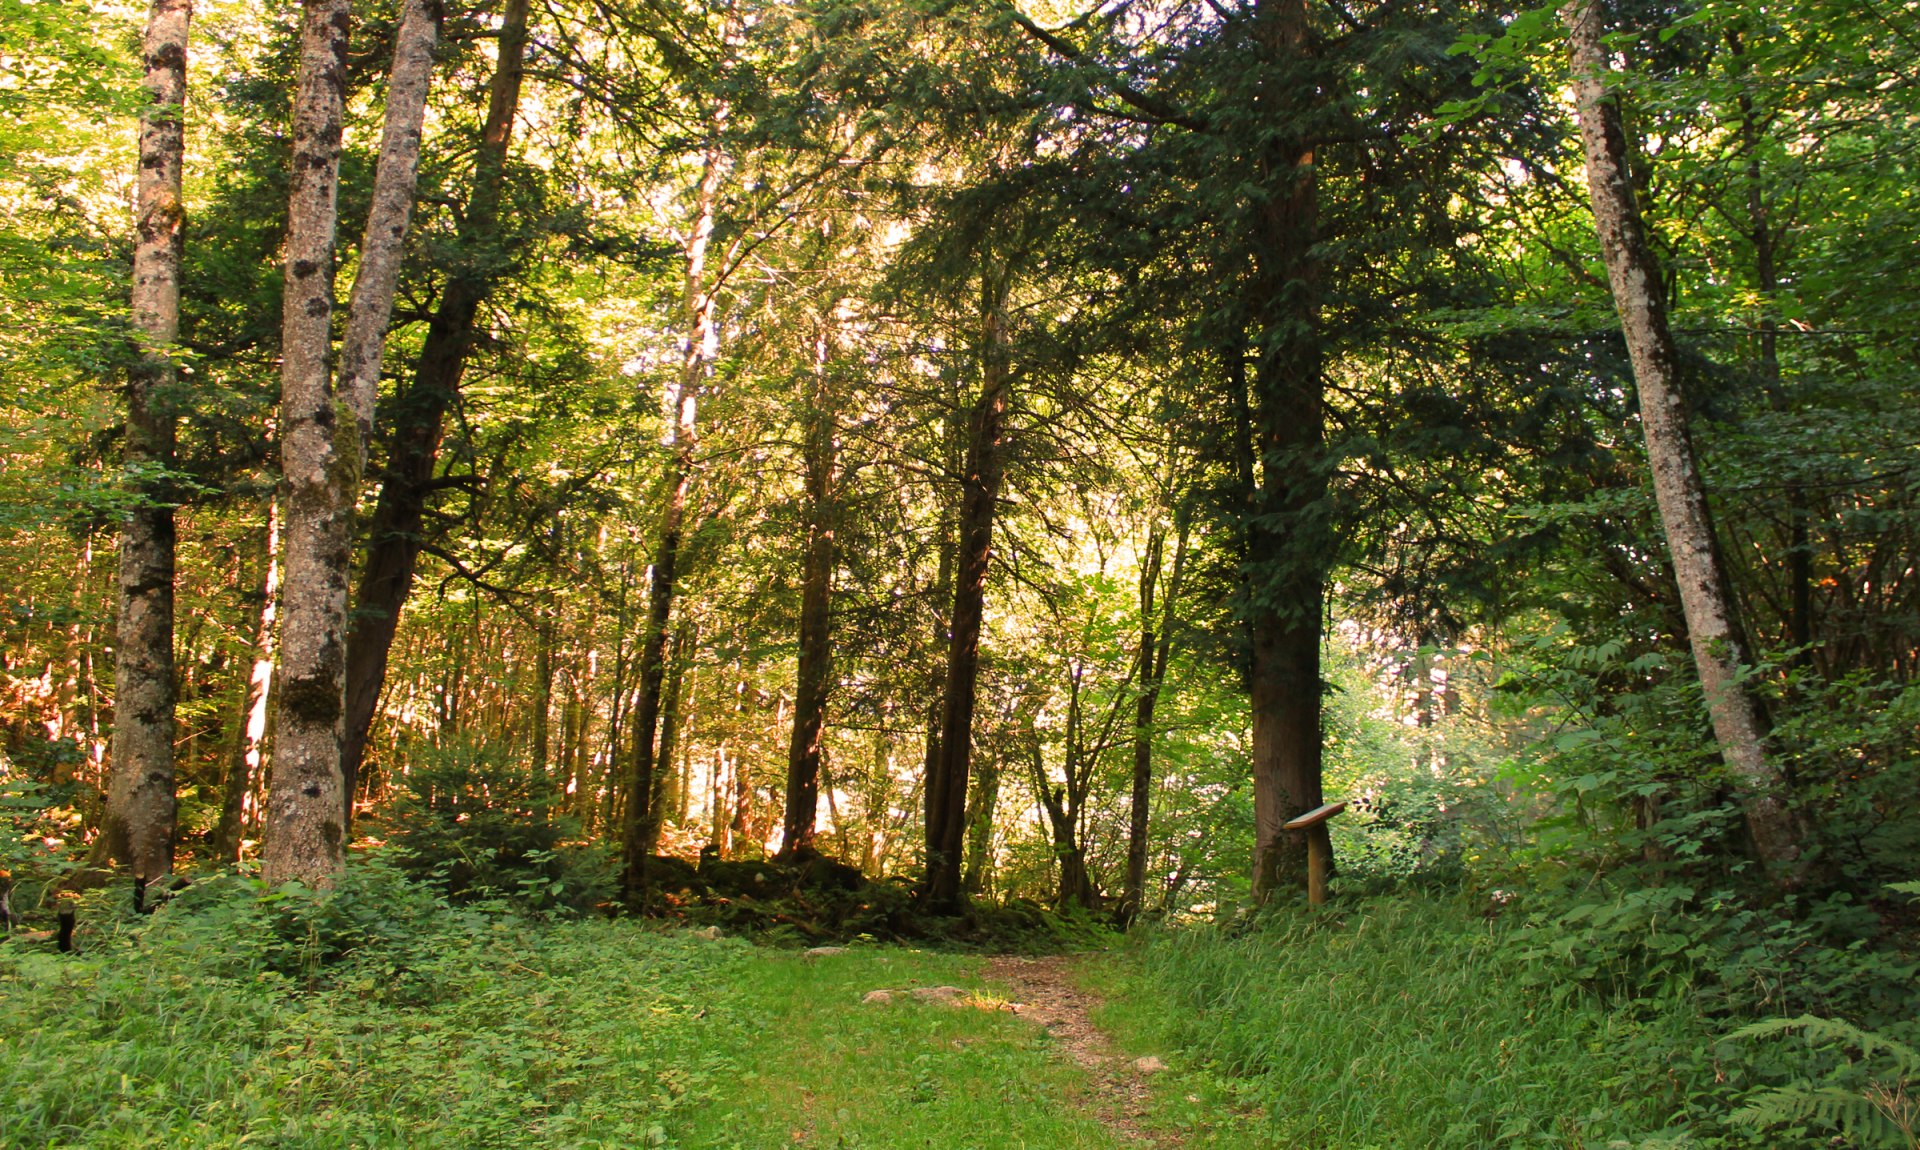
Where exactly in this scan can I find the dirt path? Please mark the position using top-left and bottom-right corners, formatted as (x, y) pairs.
(987, 954), (1179, 1147)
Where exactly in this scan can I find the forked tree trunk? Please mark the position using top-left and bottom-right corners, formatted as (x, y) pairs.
(922, 277), (1011, 913)
(1122, 506), (1188, 922)
(212, 499), (278, 863)
(1566, 0), (1804, 874)
(780, 321), (838, 859)
(342, 0), (530, 816)
(1247, 0), (1332, 906)
(619, 127), (727, 901)
(105, 0), (191, 893)
(263, 0), (352, 888)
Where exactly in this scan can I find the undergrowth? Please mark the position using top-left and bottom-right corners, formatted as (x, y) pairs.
(0, 858), (756, 1148)
(1102, 893), (1920, 1149)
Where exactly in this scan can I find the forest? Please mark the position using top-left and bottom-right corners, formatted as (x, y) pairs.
(1, 0), (1916, 1144)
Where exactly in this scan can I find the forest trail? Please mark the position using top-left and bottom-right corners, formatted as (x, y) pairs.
(988, 954), (1179, 1147)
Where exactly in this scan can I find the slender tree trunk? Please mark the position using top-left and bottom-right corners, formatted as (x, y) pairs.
(105, 0), (192, 892)
(263, 0), (352, 887)
(961, 744), (997, 895)
(1566, 0), (1804, 874)
(338, 0), (439, 454)
(922, 277), (1011, 912)
(1032, 740), (1094, 910)
(341, 0), (530, 817)
(1123, 505), (1188, 922)
(619, 125), (727, 900)
(1247, 0), (1331, 906)
(780, 321), (838, 859)
(531, 603), (553, 778)
(213, 499), (278, 863)
(1729, 54), (1813, 666)
(648, 617), (694, 851)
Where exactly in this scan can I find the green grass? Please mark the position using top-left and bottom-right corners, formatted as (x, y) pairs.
(0, 876), (1137, 1149)
(1088, 896), (1752, 1150)
(672, 949), (1121, 1149)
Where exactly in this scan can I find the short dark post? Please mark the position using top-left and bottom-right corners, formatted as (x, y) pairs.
(1282, 801), (1347, 906)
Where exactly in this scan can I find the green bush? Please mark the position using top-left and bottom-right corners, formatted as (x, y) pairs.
(375, 737), (614, 914)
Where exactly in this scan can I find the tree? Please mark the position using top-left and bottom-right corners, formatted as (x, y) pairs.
(103, 0), (192, 894)
(342, 0), (531, 819)
(263, 0), (353, 887)
(1564, 0), (1803, 875)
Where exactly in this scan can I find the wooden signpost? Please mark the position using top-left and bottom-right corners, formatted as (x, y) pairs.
(1283, 801), (1347, 906)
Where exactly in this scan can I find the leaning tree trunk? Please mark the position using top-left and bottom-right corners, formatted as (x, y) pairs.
(263, 0), (352, 888)
(1247, 0), (1332, 906)
(922, 278), (1011, 913)
(1566, 0), (1804, 875)
(780, 320), (839, 860)
(619, 126), (728, 901)
(104, 0), (191, 895)
(338, 0), (439, 458)
(341, 0), (530, 818)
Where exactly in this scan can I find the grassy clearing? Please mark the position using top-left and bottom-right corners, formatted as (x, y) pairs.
(0, 874), (1135, 1149)
(1089, 897), (1745, 1150)
(673, 948), (1122, 1149)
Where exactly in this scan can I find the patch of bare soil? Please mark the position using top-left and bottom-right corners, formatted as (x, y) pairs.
(986, 954), (1179, 1148)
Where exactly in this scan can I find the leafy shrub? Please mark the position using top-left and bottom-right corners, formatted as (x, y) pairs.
(375, 737), (614, 913)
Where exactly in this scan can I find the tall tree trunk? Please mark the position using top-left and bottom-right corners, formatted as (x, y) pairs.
(1122, 505), (1189, 922)
(212, 499), (278, 863)
(619, 125), (727, 900)
(1566, 0), (1804, 874)
(104, 0), (191, 892)
(922, 276), (1011, 913)
(342, 0), (529, 817)
(263, 0), (352, 888)
(780, 321), (838, 859)
(1247, 0), (1331, 906)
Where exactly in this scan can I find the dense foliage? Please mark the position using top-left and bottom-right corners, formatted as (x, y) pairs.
(1, 0), (1915, 1141)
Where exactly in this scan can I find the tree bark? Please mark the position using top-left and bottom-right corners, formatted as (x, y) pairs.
(341, 0), (530, 818)
(1246, 0), (1332, 906)
(1566, 0), (1804, 874)
(1122, 505), (1188, 922)
(921, 277), (1011, 913)
(620, 125), (728, 900)
(263, 0), (352, 888)
(212, 499), (278, 863)
(780, 321), (838, 859)
(105, 0), (191, 892)
(338, 0), (440, 453)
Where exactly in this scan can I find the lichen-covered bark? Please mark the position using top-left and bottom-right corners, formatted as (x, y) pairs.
(263, 0), (351, 888)
(105, 0), (192, 890)
(1565, 0), (1804, 875)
